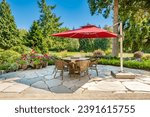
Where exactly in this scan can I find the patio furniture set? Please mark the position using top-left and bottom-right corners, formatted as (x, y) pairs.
(52, 57), (99, 80)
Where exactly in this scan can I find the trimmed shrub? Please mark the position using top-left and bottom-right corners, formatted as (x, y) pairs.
(98, 58), (150, 70)
(98, 58), (120, 66)
(105, 49), (112, 55)
(8, 63), (19, 71)
(142, 55), (150, 61)
(11, 45), (31, 54)
(0, 48), (4, 52)
(0, 50), (21, 64)
(93, 49), (105, 58)
(134, 51), (144, 59)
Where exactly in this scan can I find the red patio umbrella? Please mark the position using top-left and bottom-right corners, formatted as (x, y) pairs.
(52, 25), (118, 38)
(52, 24), (125, 72)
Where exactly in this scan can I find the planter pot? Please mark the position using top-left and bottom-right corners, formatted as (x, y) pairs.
(42, 62), (48, 68)
(21, 65), (28, 70)
(35, 64), (42, 69)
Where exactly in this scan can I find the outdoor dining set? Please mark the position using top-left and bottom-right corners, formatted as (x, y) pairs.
(52, 56), (99, 80)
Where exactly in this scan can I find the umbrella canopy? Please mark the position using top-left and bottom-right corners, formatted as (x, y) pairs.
(52, 25), (118, 38)
(52, 24), (125, 72)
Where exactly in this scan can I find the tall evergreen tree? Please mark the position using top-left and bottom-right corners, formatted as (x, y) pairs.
(38, 0), (63, 49)
(27, 0), (62, 53)
(0, 0), (19, 49)
(27, 21), (48, 53)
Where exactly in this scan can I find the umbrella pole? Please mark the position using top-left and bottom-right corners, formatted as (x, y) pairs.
(120, 22), (123, 72)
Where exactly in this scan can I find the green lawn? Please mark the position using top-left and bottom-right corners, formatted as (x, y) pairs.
(49, 51), (93, 58)
(49, 51), (150, 58)
(119, 53), (150, 58)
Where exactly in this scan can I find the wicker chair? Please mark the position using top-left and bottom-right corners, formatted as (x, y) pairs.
(89, 59), (98, 76)
(53, 60), (68, 80)
(74, 60), (90, 80)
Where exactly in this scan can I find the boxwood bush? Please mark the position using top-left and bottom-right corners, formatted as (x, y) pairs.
(98, 58), (150, 70)
(0, 50), (21, 71)
(10, 45), (31, 54)
(0, 50), (21, 64)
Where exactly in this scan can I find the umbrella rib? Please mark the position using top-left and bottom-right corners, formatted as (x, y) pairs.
(69, 33), (79, 38)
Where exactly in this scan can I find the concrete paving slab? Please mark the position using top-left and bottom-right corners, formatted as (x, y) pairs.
(22, 87), (53, 94)
(50, 85), (72, 93)
(3, 83), (29, 93)
(82, 82), (96, 89)
(88, 81), (127, 91)
(45, 79), (62, 88)
(3, 77), (20, 82)
(63, 79), (79, 88)
(16, 77), (42, 86)
(122, 81), (150, 92)
(44, 75), (54, 80)
(0, 83), (15, 91)
(31, 81), (49, 90)
(23, 72), (38, 79)
(88, 77), (103, 82)
(73, 88), (85, 94)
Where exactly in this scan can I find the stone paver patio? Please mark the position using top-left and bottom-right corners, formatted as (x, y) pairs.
(0, 65), (150, 99)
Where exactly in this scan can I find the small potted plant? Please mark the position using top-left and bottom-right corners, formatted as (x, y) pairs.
(32, 58), (42, 69)
(42, 54), (50, 67)
(19, 59), (28, 70)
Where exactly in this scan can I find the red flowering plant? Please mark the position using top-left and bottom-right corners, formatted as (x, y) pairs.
(41, 53), (51, 67)
(29, 50), (42, 67)
(19, 54), (29, 69)
(19, 49), (51, 69)
(29, 49), (49, 68)
(42, 53), (50, 62)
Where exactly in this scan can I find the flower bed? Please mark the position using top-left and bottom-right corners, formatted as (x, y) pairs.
(18, 49), (53, 69)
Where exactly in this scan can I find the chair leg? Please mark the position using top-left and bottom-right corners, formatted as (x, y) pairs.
(79, 73), (81, 81)
(52, 67), (56, 74)
(86, 69), (90, 79)
(61, 70), (64, 80)
(96, 68), (98, 76)
(54, 70), (57, 78)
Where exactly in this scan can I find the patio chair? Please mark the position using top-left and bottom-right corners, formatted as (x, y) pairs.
(53, 60), (69, 80)
(74, 60), (90, 80)
(89, 58), (99, 76)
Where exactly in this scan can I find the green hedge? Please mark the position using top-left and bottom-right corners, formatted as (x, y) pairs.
(0, 50), (21, 71)
(0, 50), (21, 64)
(98, 58), (150, 70)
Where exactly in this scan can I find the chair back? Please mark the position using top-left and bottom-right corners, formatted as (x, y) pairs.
(89, 59), (98, 67)
(55, 60), (65, 70)
(76, 60), (90, 72)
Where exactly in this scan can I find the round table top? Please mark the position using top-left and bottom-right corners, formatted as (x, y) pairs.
(63, 57), (89, 61)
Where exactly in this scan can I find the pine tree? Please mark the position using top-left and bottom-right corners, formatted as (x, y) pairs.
(0, 0), (19, 49)
(27, 21), (48, 53)
(38, 0), (62, 37)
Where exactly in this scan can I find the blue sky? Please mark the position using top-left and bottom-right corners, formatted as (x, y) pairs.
(1, 0), (113, 30)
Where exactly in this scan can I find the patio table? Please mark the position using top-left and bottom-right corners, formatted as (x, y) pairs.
(62, 57), (89, 74)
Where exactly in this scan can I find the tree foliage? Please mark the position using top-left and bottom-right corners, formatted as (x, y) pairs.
(119, 1), (150, 52)
(38, 0), (63, 49)
(0, 0), (19, 49)
(27, 21), (47, 53)
(87, 0), (150, 53)
(88, 0), (119, 56)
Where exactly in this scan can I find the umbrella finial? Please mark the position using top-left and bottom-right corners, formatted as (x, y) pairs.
(81, 24), (96, 28)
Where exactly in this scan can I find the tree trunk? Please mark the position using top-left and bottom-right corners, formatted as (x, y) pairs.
(112, 0), (119, 56)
